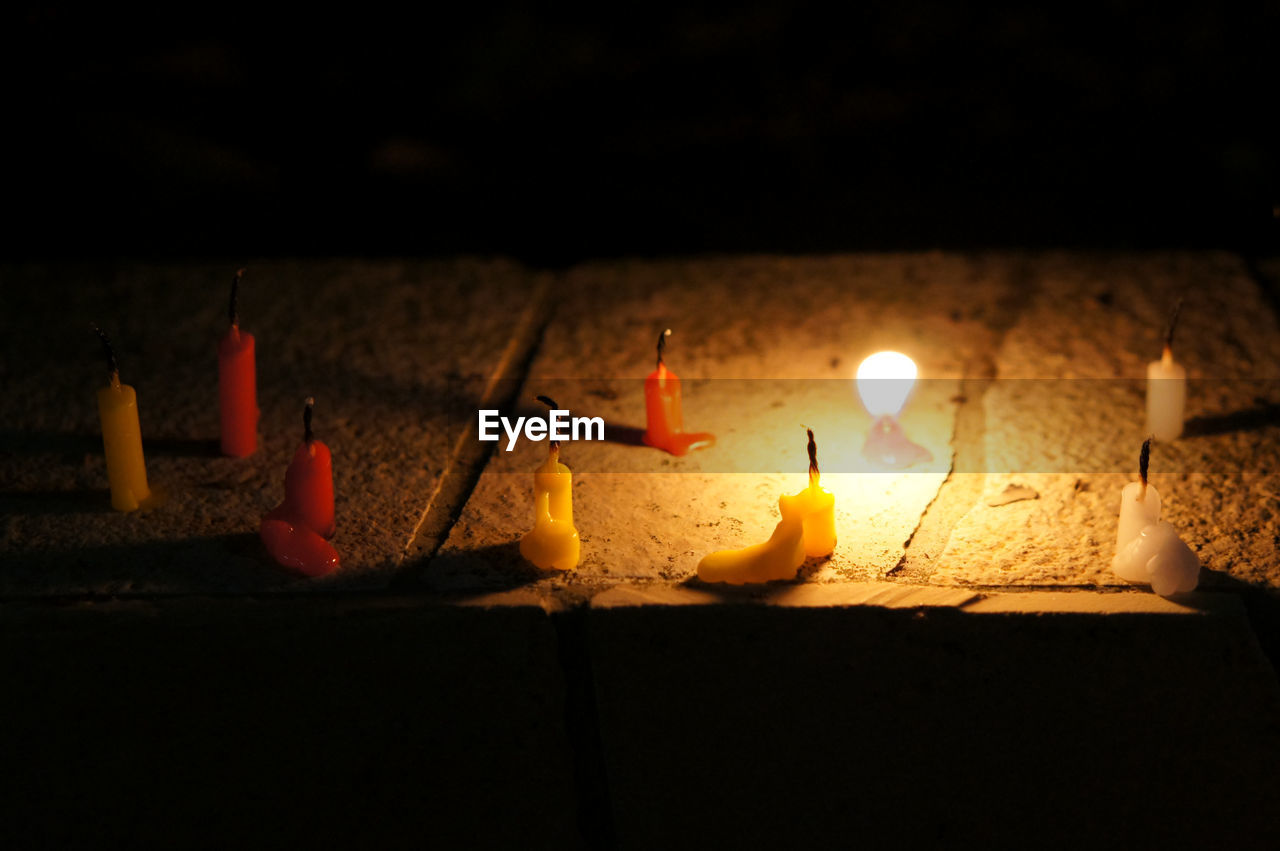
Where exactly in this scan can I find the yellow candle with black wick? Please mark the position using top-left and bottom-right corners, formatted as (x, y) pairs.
(93, 325), (153, 512)
(698, 427), (836, 584)
(520, 395), (581, 571)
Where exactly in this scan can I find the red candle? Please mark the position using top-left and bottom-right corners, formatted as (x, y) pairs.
(218, 268), (259, 457)
(643, 329), (715, 456)
(260, 513), (339, 578)
(284, 417), (336, 539)
(260, 397), (339, 576)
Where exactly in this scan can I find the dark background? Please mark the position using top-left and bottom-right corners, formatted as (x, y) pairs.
(4, 4), (1278, 264)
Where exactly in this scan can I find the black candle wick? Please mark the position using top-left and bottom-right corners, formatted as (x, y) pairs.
(805, 426), (819, 476)
(656, 328), (671, 369)
(91, 323), (119, 382)
(229, 267), (246, 328)
(535, 395), (561, 450)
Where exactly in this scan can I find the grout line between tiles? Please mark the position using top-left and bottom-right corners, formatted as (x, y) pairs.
(391, 274), (556, 587)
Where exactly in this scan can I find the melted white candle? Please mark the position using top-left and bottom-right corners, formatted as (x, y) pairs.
(1118, 522), (1200, 596)
(1114, 481), (1160, 581)
(1146, 348), (1186, 441)
(1112, 480), (1199, 595)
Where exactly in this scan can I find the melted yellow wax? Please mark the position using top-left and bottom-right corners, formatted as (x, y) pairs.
(519, 447), (580, 571)
(698, 471), (836, 584)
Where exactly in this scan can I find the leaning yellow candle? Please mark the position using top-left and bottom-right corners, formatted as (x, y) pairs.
(698, 428), (836, 584)
(94, 326), (152, 512)
(520, 396), (580, 571)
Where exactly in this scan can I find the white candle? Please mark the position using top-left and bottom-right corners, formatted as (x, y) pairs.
(1145, 300), (1185, 441)
(1112, 440), (1199, 596)
(1113, 479), (1160, 579)
(1117, 522), (1200, 596)
(1146, 347), (1186, 441)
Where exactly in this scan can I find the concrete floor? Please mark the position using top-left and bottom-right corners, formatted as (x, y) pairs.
(3, 253), (1280, 846)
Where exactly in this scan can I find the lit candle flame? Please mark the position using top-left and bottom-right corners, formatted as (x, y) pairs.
(855, 351), (918, 418)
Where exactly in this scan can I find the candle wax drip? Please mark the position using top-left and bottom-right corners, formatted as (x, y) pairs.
(642, 363), (715, 456)
(260, 438), (339, 577)
(698, 478), (836, 585)
(862, 416), (932, 469)
(642, 430), (717, 456)
(1112, 480), (1198, 596)
(697, 494), (807, 585)
(260, 507), (340, 578)
(520, 452), (580, 571)
(1114, 522), (1200, 597)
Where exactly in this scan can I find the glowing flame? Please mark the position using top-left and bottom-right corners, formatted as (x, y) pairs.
(855, 351), (918, 417)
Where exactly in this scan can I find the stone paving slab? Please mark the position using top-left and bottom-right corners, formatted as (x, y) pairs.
(0, 260), (537, 595)
(933, 252), (1280, 588)
(424, 254), (1032, 593)
(591, 579), (983, 609)
(4, 253), (1278, 599)
(4, 253), (1280, 849)
(586, 586), (1280, 848)
(0, 595), (580, 847)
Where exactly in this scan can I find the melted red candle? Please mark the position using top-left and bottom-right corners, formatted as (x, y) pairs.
(260, 509), (340, 577)
(284, 439), (336, 538)
(218, 326), (258, 457)
(643, 362), (715, 456)
(260, 400), (339, 577)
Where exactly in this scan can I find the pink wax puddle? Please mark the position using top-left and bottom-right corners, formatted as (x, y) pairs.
(643, 430), (716, 456)
(260, 506), (340, 578)
(862, 416), (932, 469)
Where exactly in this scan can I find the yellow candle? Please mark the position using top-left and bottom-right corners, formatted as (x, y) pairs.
(698, 428), (836, 584)
(697, 493), (806, 584)
(798, 429), (836, 558)
(93, 327), (152, 512)
(519, 445), (580, 571)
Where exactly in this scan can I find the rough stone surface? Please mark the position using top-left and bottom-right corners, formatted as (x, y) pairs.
(0, 596), (580, 847)
(3, 253), (1280, 847)
(424, 253), (1032, 594)
(932, 252), (1280, 588)
(0, 259), (536, 595)
(4, 253), (1278, 600)
(591, 579), (982, 610)
(587, 589), (1280, 848)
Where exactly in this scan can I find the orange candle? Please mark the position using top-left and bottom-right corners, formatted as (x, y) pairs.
(642, 329), (714, 456)
(260, 397), (339, 576)
(218, 268), (258, 457)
